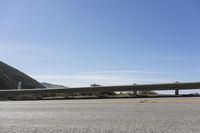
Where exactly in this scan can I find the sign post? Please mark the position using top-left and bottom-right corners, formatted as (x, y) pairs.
(18, 81), (22, 90)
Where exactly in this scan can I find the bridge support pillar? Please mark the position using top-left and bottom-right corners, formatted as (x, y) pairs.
(175, 89), (179, 96)
(133, 90), (137, 96)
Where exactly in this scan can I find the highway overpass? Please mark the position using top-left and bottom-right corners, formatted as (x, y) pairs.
(0, 82), (200, 96)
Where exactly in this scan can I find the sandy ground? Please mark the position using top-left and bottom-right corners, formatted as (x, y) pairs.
(0, 97), (200, 133)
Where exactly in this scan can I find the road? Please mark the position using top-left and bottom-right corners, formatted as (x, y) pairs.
(0, 97), (200, 133)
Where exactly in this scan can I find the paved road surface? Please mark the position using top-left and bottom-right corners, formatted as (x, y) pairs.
(0, 97), (200, 133)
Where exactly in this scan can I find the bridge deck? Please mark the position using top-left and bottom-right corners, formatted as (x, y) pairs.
(0, 82), (200, 95)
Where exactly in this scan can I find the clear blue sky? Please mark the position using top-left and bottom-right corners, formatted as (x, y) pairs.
(1, 0), (200, 91)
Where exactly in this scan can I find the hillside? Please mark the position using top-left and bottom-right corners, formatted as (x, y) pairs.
(0, 61), (45, 89)
(41, 82), (67, 89)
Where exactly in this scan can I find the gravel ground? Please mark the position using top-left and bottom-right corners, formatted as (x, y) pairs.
(0, 97), (200, 133)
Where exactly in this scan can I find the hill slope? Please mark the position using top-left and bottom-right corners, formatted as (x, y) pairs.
(41, 82), (67, 89)
(0, 61), (45, 89)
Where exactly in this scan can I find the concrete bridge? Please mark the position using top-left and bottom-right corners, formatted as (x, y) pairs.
(0, 82), (200, 96)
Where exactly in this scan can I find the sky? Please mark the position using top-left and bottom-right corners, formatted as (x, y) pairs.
(1, 0), (200, 93)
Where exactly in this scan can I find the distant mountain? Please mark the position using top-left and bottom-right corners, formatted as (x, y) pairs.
(41, 82), (67, 88)
(0, 61), (45, 89)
